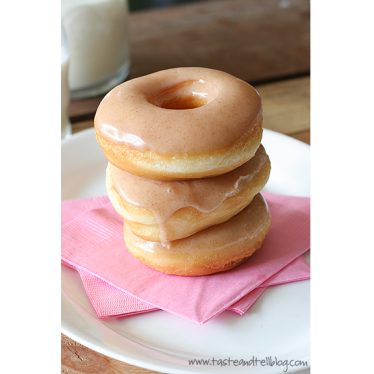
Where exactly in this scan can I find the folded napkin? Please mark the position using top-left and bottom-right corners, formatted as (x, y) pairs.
(62, 192), (310, 324)
(73, 257), (309, 319)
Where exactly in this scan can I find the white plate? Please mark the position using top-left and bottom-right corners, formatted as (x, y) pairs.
(62, 128), (310, 374)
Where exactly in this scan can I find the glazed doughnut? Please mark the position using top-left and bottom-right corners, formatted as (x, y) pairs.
(123, 194), (271, 276)
(95, 67), (263, 180)
(107, 145), (270, 242)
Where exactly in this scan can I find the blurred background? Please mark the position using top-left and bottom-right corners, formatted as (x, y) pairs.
(61, 0), (309, 139)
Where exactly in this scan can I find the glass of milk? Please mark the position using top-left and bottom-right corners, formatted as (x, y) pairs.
(62, 0), (131, 99)
(61, 25), (72, 139)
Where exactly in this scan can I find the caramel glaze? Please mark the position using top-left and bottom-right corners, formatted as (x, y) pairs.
(124, 193), (270, 270)
(108, 145), (269, 243)
(95, 67), (262, 155)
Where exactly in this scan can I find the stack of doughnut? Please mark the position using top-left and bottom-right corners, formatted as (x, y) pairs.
(94, 67), (271, 276)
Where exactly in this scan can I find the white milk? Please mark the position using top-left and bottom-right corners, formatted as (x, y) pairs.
(62, 0), (130, 98)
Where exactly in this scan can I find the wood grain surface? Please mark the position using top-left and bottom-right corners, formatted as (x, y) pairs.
(62, 0), (310, 372)
(69, 0), (309, 121)
(258, 77), (310, 135)
(62, 335), (159, 374)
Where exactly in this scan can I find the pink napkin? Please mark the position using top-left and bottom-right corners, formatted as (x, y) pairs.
(73, 257), (309, 318)
(62, 192), (310, 324)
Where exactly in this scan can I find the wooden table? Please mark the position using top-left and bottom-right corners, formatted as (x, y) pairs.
(62, 0), (310, 372)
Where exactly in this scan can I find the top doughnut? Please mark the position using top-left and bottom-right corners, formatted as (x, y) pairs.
(94, 67), (263, 180)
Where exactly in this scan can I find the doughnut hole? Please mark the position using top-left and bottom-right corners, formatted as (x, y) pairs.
(148, 79), (218, 110)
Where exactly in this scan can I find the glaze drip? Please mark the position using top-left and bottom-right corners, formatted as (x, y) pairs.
(108, 145), (268, 243)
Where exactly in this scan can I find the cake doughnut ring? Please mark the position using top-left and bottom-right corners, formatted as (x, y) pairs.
(95, 67), (263, 180)
(123, 194), (271, 276)
(107, 145), (270, 242)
